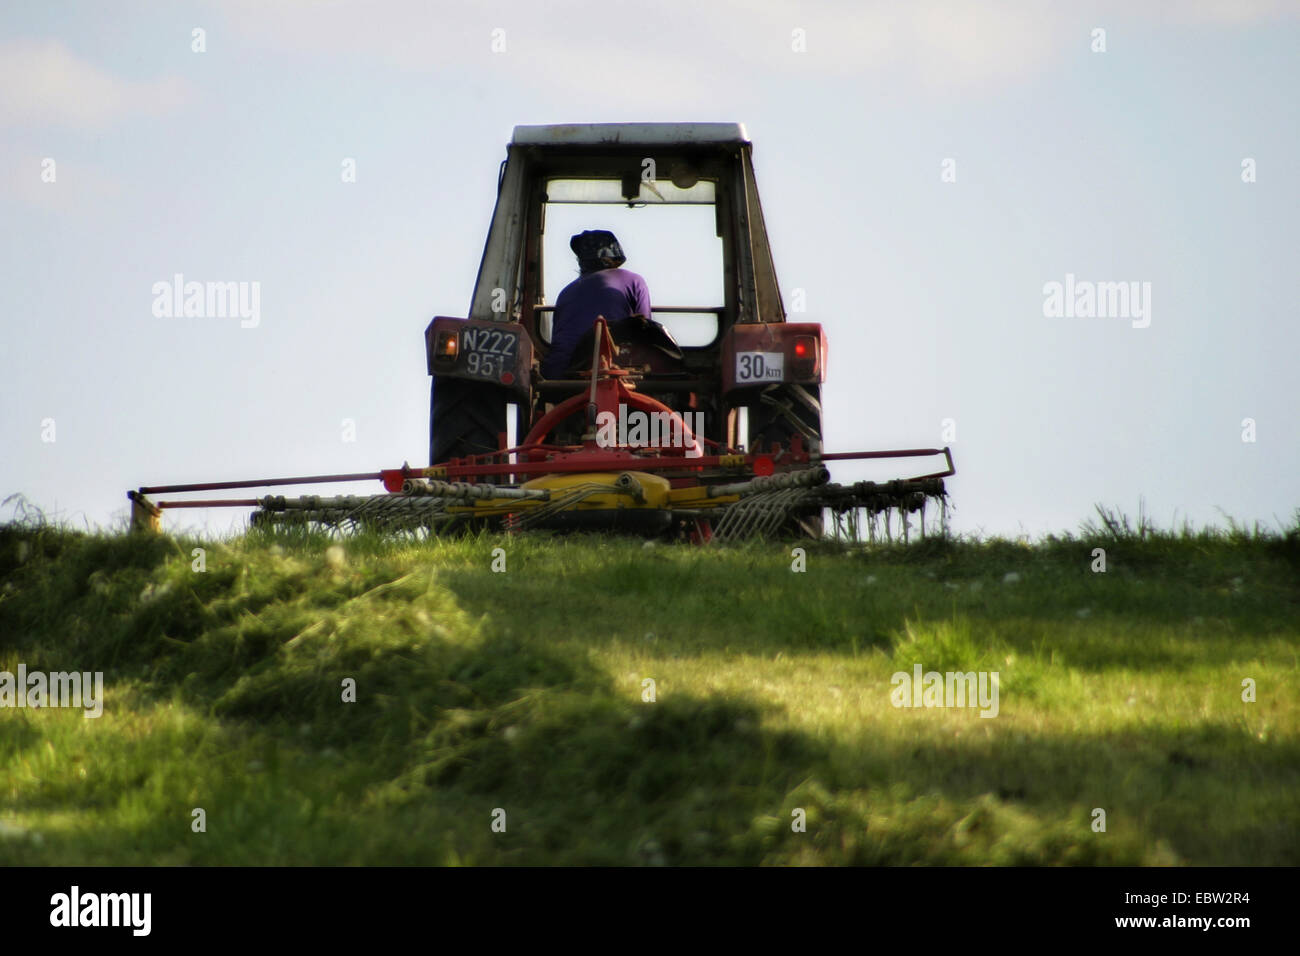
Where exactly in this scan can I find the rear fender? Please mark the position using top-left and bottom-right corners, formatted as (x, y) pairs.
(720, 322), (826, 394)
(426, 316), (533, 398)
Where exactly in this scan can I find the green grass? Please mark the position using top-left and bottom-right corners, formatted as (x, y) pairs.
(0, 512), (1297, 865)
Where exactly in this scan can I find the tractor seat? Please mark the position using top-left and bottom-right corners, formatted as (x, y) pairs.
(565, 314), (686, 375)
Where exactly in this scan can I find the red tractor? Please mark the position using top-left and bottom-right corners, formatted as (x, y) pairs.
(129, 124), (951, 540)
(420, 123), (949, 538)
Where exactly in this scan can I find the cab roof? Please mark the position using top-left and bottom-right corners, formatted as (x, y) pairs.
(511, 123), (749, 147)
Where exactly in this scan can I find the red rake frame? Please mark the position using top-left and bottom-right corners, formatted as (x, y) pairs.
(128, 320), (954, 532)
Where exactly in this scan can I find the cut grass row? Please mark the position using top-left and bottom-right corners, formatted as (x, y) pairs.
(0, 517), (1296, 864)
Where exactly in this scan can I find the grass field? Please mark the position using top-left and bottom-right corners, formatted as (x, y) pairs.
(1, 511), (1297, 865)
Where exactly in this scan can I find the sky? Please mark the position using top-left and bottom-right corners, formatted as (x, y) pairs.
(1, 0), (1297, 539)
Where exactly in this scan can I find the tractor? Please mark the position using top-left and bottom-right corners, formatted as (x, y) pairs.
(129, 124), (952, 540)
(428, 123), (821, 487)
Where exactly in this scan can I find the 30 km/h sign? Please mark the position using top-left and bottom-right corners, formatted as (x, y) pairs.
(735, 351), (784, 383)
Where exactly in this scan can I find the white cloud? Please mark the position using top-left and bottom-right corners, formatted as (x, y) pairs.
(0, 39), (189, 129)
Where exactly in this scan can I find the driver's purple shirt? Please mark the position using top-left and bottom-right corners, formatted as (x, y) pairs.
(543, 267), (651, 377)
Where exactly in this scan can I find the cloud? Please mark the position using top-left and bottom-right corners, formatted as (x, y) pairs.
(0, 39), (189, 129)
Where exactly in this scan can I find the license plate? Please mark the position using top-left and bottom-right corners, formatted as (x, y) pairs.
(735, 351), (784, 383)
(461, 327), (518, 380)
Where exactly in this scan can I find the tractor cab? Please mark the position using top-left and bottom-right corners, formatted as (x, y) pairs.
(426, 123), (824, 467)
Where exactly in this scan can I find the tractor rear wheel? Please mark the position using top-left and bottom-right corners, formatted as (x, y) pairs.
(429, 377), (508, 466)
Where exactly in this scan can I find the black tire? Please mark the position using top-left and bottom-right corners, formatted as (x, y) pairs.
(747, 383), (825, 538)
(430, 377), (508, 465)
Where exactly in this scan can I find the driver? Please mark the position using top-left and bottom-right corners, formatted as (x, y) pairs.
(542, 230), (651, 378)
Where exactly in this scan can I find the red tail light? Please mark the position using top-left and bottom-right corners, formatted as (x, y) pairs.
(792, 335), (817, 377)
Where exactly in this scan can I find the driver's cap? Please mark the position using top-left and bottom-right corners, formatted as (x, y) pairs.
(570, 230), (626, 266)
